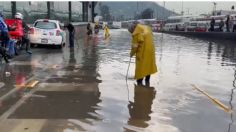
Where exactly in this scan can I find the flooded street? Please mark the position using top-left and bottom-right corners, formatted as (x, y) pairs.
(0, 29), (235, 132)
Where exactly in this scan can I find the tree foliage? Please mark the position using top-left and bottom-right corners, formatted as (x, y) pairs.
(141, 8), (154, 19)
(99, 4), (111, 21)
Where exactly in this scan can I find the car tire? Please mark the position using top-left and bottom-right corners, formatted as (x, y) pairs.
(57, 44), (63, 49)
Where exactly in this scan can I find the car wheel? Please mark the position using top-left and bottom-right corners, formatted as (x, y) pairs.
(57, 44), (63, 49)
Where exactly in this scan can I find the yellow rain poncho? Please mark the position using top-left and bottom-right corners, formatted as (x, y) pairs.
(104, 25), (110, 39)
(130, 24), (158, 80)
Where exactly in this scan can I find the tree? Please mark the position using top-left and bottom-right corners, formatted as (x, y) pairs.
(141, 8), (154, 19)
(99, 4), (111, 21)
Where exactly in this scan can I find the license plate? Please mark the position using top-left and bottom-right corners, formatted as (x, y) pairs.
(41, 39), (48, 44)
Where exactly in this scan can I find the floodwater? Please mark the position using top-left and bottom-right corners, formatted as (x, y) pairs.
(0, 29), (235, 132)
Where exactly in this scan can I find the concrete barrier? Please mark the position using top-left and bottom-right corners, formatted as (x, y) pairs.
(163, 31), (236, 41)
(72, 22), (87, 39)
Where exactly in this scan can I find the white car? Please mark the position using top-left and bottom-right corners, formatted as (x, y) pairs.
(29, 19), (66, 48)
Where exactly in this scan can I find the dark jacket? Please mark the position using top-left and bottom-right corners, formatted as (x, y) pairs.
(65, 23), (75, 33)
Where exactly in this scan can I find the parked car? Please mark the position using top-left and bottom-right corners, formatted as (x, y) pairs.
(195, 21), (209, 32)
(29, 19), (66, 48)
(187, 21), (198, 31)
(163, 23), (176, 31)
(175, 23), (185, 31)
(186, 21), (209, 32)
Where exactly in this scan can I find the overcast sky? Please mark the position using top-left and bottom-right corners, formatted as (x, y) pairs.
(156, 1), (236, 15)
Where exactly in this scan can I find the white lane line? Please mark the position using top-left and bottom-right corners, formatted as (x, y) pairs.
(0, 85), (39, 121)
(0, 78), (35, 102)
(0, 82), (5, 89)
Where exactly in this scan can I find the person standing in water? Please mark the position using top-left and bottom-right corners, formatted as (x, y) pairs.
(87, 23), (92, 37)
(104, 24), (110, 39)
(94, 22), (100, 35)
(64, 22), (75, 47)
(128, 22), (158, 86)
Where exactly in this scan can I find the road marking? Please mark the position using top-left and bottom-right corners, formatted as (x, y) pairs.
(49, 64), (60, 69)
(26, 80), (39, 88)
(191, 84), (233, 113)
(0, 82), (5, 89)
(0, 86), (39, 121)
(0, 79), (39, 102)
(15, 80), (39, 89)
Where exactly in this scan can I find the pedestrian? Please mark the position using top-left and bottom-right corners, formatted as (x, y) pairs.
(219, 19), (224, 32)
(128, 22), (158, 86)
(175, 24), (179, 31)
(0, 11), (10, 48)
(87, 23), (92, 36)
(0, 11), (10, 63)
(104, 24), (110, 39)
(233, 16), (236, 32)
(14, 12), (32, 54)
(226, 15), (230, 32)
(64, 22), (75, 47)
(94, 22), (99, 35)
(210, 18), (215, 32)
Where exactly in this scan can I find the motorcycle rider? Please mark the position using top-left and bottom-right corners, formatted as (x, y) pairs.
(14, 12), (32, 54)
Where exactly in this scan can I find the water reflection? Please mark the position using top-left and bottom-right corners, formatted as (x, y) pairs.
(127, 85), (156, 128)
(0, 61), (33, 115)
(207, 42), (213, 65)
(69, 48), (76, 65)
(220, 42), (236, 65)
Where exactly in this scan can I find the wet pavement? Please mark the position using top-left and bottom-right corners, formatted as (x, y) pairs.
(0, 29), (235, 132)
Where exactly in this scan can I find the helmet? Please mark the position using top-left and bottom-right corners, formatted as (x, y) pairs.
(15, 12), (23, 20)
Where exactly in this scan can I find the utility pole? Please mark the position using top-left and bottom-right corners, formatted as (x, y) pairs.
(47, 1), (50, 19)
(136, 2), (139, 19)
(11, 1), (16, 18)
(91, 2), (97, 23)
(186, 8), (190, 15)
(231, 5), (234, 14)
(162, 1), (165, 19)
(69, 1), (71, 22)
(82, 2), (88, 22)
(213, 2), (217, 15)
(181, 1), (184, 15)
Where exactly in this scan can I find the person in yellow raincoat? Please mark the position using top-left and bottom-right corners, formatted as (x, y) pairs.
(104, 25), (110, 39)
(128, 22), (158, 86)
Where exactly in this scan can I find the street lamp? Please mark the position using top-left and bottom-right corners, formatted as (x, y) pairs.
(213, 2), (217, 15)
(186, 8), (190, 15)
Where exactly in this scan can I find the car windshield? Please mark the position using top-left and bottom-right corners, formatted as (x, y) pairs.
(198, 23), (205, 26)
(35, 21), (57, 29)
(190, 23), (197, 26)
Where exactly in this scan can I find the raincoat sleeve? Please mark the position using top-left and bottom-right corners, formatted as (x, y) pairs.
(130, 33), (144, 57)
